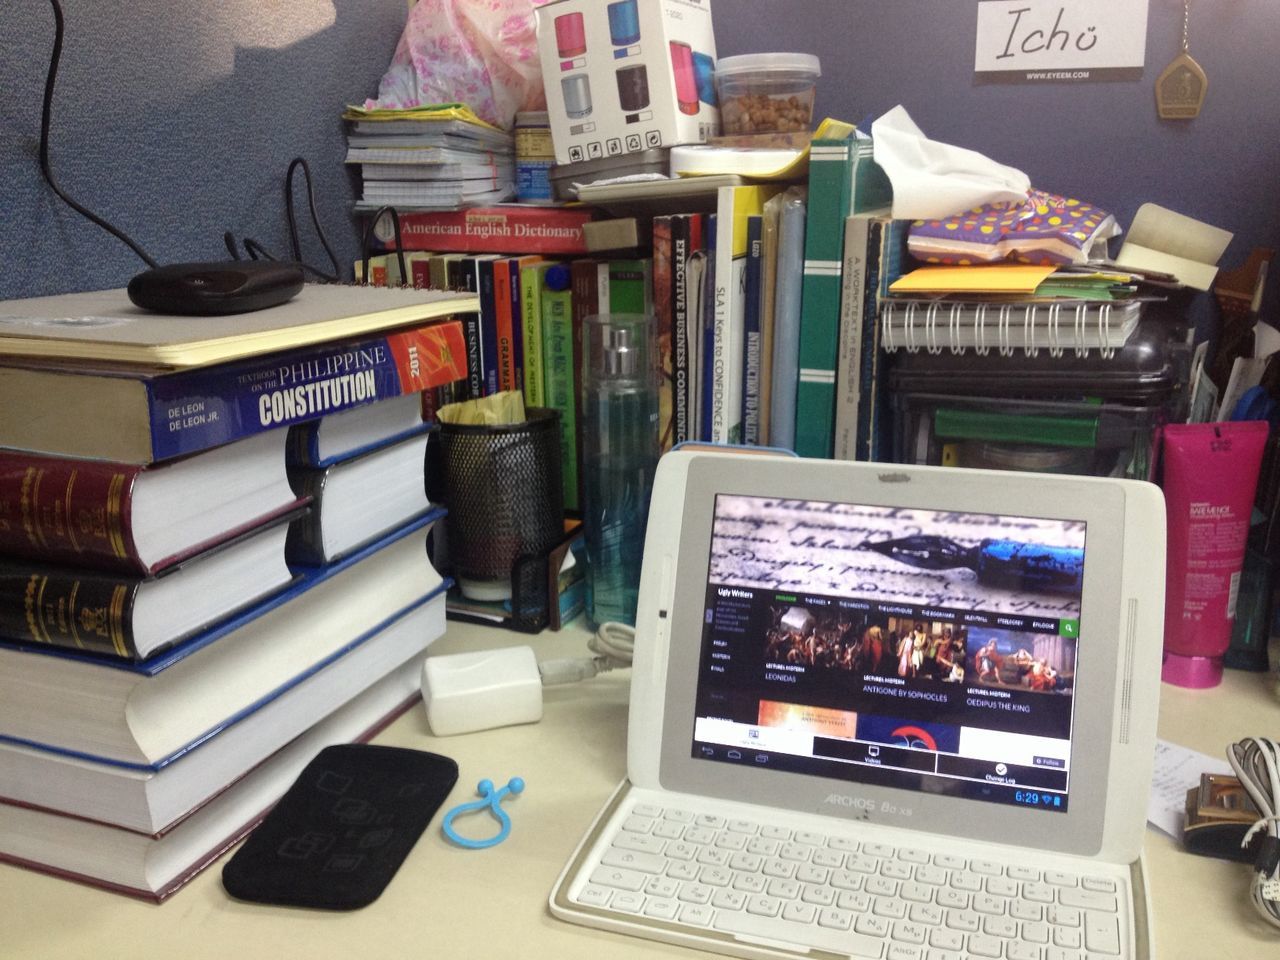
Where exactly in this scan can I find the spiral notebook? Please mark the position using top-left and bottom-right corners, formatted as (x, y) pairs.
(879, 297), (1144, 356)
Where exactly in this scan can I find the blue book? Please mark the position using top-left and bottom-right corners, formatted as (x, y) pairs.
(477, 258), (501, 396)
(856, 219), (910, 462)
(740, 215), (765, 445)
(700, 215), (717, 442)
(0, 511), (448, 771)
(768, 192), (808, 451)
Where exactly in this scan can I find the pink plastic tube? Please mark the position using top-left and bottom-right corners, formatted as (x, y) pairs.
(1161, 420), (1268, 688)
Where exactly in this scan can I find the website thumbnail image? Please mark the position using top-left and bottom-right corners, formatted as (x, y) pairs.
(691, 495), (1086, 811)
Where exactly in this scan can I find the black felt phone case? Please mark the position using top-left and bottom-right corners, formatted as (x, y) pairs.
(222, 744), (458, 909)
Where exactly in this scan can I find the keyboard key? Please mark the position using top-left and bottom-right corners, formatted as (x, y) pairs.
(936, 889), (970, 910)
(886, 945), (923, 960)
(985, 876), (1019, 898)
(643, 898), (679, 920)
(696, 847), (730, 867)
(644, 876), (679, 898)
(667, 841), (698, 861)
(855, 913), (891, 938)
(780, 842), (815, 862)
(714, 832), (748, 851)
(767, 878), (801, 900)
(1009, 865), (1041, 882)
(929, 927), (964, 950)
(1085, 912), (1122, 954)
(748, 837), (780, 857)
(632, 803), (663, 818)
(969, 859), (1002, 876)
(614, 833), (666, 855)
(829, 836), (860, 852)
(1053, 926), (1083, 949)
(945, 910), (980, 933)
(732, 873), (766, 894)
(699, 866), (732, 887)
(712, 888), (747, 911)
(914, 864), (948, 886)
(679, 903), (713, 926)
(653, 820), (686, 840)
(801, 883), (836, 907)
(967, 933), (1003, 958)
(864, 842), (896, 858)
(1058, 889), (1118, 913)
(714, 910), (885, 958)
(727, 819), (758, 835)
(813, 849), (846, 869)
(763, 858), (797, 879)
(892, 921), (927, 945)
(838, 890), (872, 913)
(873, 896), (908, 920)
(747, 894), (782, 918)
(667, 861), (700, 881)
(900, 882), (934, 904)
(611, 892), (645, 913)
(590, 866), (647, 892)
(933, 853), (966, 870)
(1007, 943), (1041, 960)
(909, 903), (944, 926)
(881, 861), (914, 881)
(899, 847), (931, 864)
(684, 826), (716, 845)
(782, 901), (817, 923)
(832, 870), (866, 891)
(950, 871), (983, 893)
(848, 855), (880, 874)
(796, 864), (831, 884)
(601, 848), (664, 874)
(677, 883), (713, 905)
(1047, 905), (1081, 927)
(575, 884), (612, 907)
(1083, 877), (1117, 894)
(695, 814), (725, 829)
(1045, 870), (1079, 886)
(1010, 900), (1042, 922)
(663, 808), (694, 823)
(1021, 920), (1050, 943)
(1024, 882), (1056, 904)
(819, 906), (853, 931)
(866, 876), (899, 897)
(796, 831), (827, 846)
(761, 824), (792, 840)
(971, 893), (1007, 916)
(729, 852), (763, 872)
(982, 915), (1018, 938)
(622, 815), (655, 833)
(1046, 949), (1082, 960)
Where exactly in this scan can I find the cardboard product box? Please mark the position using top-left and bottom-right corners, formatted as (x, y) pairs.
(535, 0), (719, 165)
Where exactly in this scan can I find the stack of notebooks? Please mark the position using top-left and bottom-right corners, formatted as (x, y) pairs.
(0, 284), (477, 900)
(343, 104), (515, 212)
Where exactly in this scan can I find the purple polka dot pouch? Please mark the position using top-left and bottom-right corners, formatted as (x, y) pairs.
(907, 190), (1119, 267)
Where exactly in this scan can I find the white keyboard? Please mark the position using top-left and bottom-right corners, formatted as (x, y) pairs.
(570, 800), (1129, 960)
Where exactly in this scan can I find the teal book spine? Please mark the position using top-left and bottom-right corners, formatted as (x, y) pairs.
(794, 139), (853, 458)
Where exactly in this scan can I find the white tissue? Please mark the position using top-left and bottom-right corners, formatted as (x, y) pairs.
(871, 105), (1031, 220)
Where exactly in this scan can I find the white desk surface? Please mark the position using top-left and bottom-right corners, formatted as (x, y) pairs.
(7, 619), (1280, 959)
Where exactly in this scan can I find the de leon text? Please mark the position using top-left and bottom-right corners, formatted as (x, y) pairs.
(998, 6), (1099, 59)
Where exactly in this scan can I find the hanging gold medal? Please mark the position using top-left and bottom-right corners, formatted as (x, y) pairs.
(1157, 0), (1207, 119)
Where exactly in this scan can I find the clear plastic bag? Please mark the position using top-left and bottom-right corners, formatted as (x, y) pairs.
(364, 0), (549, 129)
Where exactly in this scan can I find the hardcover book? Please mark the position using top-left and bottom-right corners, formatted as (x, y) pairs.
(0, 654), (430, 901)
(0, 513), (444, 768)
(286, 429), (431, 566)
(0, 284), (477, 368)
(0, 429), (296, 574)
(369, 206), (594, 256)
(0, 319), (468, 464)
(0, 510), (301, 661)
(287, 392), (427, 468)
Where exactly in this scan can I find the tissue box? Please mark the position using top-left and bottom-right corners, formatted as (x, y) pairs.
(535, 0), (719, 165)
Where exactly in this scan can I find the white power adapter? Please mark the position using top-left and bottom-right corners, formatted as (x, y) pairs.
(421, 646), (544, 736)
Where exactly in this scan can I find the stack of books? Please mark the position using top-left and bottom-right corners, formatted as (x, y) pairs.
(0, 284), (476, 900)
(343, 105), (516, 212)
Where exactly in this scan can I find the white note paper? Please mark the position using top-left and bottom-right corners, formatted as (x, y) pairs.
(1148, 739), (1233, 838)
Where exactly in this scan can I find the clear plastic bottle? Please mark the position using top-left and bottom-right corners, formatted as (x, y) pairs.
(580, 313), (659, 627)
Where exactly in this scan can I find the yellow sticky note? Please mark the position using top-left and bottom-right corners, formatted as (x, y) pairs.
(890, 263), (1057, 295)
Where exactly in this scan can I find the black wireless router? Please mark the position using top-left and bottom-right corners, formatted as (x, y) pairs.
(126, 260), (305, 316)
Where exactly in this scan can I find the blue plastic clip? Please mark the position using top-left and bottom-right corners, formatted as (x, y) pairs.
(441, 777), (525, 849)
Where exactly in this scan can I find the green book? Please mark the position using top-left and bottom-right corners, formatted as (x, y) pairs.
(606, 259), (653, 315)
(520, 262), (553, 408)
(794, 138), (854, 458)
(540, 273), (578, 510)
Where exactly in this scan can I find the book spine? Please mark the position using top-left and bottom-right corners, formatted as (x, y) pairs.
(768, 197), (806, 451)
(794, 140), (854, 458)
(758, 197), (783, 448)
(408, 252), (433, 290)
(855, 219), (889, 462)
(520, 263), (548, 408)
(0, 564), (141, 658)
(541, 282), (579, 511)
(868, 221), (910, 462)
(651, 217), (676, 451)
(283, 470), (331, 567)
(741, 216), (764, 446)
(669, 216), (692, 446)
(569, 259), (599, 494)
(711, 193), (734, 444)
(114, 320), (466, 463)
(833, 215), (872, 461)
(701, 217), (717, 441)
(477, 260), (501, 396)
(606, 259), (652, 315)
(0, 457), (144, 572)
(492, 259), (517, 393)
(507, 258), (531, 396)
(371, 207), (594, 255)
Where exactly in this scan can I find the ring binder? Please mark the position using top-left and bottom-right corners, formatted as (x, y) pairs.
(880, 298), (1143, 357)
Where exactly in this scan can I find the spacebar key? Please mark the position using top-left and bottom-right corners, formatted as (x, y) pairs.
(713, 911), (885, 958)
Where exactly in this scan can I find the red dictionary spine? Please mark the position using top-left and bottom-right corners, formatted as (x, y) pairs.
(0, 456), (143, 571)
(374, 207), (594, 255)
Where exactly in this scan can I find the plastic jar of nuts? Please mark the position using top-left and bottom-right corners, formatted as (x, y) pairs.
(715, 52), (821, 135)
